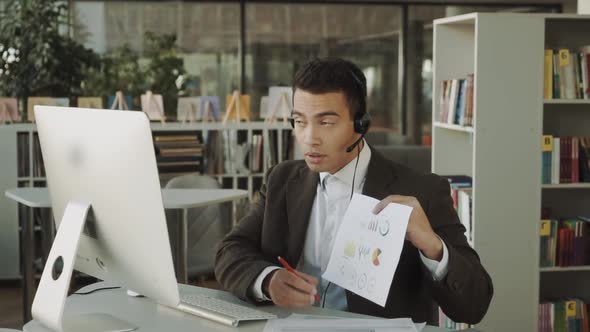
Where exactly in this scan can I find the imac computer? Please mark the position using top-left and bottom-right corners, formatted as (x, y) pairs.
(31, 106), (275, 332)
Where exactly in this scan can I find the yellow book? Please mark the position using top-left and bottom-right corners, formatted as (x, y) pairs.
(542, 135), (553, 152)
(565, 300), (577, 318)
(540, 220), (551, 236)
(544, 49), (553, 100)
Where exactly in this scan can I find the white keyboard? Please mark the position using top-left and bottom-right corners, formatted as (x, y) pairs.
(177, 293), (277, 327)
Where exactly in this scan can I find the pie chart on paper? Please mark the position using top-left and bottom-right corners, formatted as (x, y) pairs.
(372, 248), (382, 266)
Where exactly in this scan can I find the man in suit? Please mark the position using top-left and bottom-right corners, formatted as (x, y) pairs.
(215, 57), (493, 325)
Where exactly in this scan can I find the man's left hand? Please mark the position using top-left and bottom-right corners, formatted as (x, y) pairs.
(372, 195), (443, 261)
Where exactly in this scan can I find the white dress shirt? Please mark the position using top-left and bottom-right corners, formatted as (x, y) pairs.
(250, 141), (449, 309)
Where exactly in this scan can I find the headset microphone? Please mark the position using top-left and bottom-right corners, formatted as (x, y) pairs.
(346, 135), (364, 153)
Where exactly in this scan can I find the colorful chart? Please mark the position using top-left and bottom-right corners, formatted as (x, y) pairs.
(372, 248), (382, 266)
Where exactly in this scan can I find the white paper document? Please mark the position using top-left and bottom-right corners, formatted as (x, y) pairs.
(322, 194), (413, 307)
(263, 315), (425, 332)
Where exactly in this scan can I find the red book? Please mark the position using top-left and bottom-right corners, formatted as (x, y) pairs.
(567, 137), (572, 183)
(561, 137), (571, 183)
(575, 137), (580, 183)
(555, 228), (566, 266)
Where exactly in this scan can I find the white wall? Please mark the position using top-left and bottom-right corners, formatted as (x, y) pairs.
(579, 0), (590, 13)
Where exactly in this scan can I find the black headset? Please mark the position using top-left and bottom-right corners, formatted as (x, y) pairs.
(289, 64), (371, 153)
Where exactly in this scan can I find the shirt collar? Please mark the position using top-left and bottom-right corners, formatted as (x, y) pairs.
(319, 139), (371, 191)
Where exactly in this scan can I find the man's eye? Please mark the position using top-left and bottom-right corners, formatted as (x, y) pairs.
(321, 121), (334, 126)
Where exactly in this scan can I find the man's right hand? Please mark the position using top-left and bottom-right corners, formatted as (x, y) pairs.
(262, 269), (319, 307)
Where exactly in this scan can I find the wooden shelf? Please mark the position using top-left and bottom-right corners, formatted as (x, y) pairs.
(433, 122), (474, 133)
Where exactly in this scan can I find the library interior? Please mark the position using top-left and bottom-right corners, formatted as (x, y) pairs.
(0, 1), (590, 332)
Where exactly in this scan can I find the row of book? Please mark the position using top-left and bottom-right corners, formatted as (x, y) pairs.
(539, 218), (590, 268)
(445, 175), (473, 246)
(539, 299), (589, 332)
(16, 128), (293, 182)
(16, 133), (45, 178)
(438, 74), (474, 127)
(438, 308), (470, 330)
(440, 175), (473, 330)
(154, 133), (204, 176)
(154, 130), (294, 179)
(544, 48), (590, 100)
(542, 135), (590, 184)
(17, 133), (30, 178)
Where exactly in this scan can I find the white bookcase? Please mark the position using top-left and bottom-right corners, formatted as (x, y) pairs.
(433, 12), (590, 331)
(0, 121), (293, 280)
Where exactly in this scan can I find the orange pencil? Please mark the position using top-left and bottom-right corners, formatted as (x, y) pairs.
(277, 256), (319, 302)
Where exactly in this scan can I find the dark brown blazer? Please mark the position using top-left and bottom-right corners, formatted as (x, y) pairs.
(215, 146), (493, 325)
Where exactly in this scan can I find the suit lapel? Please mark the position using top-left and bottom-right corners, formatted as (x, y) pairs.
(286, 166), (319, 265)
(362, 146), (398, 200)
(284, 147), (398, 265)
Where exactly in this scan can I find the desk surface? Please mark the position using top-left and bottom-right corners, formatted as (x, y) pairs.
(5, 188), (247, 209)
(23, 282), (450, 332)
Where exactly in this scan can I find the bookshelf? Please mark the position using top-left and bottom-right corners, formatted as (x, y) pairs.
(433, 13), (590, 331)
(0, 121), (294, 280)
(432, 122), (475, 134)
(433, 12), (543, 331)
(540, 15), (590, 332)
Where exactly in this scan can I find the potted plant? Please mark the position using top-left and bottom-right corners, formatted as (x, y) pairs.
(143, 32), (186, 119)
(0, 0), (99, 118)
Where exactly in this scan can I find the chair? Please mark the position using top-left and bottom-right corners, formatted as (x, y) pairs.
(164, 174), (230, 279)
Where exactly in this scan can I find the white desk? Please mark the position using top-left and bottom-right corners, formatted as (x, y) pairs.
(4, 187), (247, 323)
(23, 282), (453, 332)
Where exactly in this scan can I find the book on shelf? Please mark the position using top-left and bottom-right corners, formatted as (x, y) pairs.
(544, 47), (590, 100)
(438, 74), (474, 127)
(539, 299), (589, 332)
(439, 308), (470, 330)
(32, 133), (45, 178)
(17, 133), (30, 178)
(249, 134), (264, 173)
(154, 133), (203, 175)
(541, 135), (590, 184)
(439, 174), (473, 330)
(539, 218), (589, 268)
(443, 175), (473, 189)
(155, 135), (200, 142)
(444, 175), (473, 246)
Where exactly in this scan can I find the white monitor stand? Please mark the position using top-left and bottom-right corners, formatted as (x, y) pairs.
(29, 201), (136, 332)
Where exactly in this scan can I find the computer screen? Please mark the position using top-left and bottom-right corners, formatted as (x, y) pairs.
(35, 106), (180, 307)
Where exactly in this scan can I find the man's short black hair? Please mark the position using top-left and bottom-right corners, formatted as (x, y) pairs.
(292, 57), (367, 118)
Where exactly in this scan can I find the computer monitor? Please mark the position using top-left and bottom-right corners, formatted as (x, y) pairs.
(32, 106), (180, 332)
